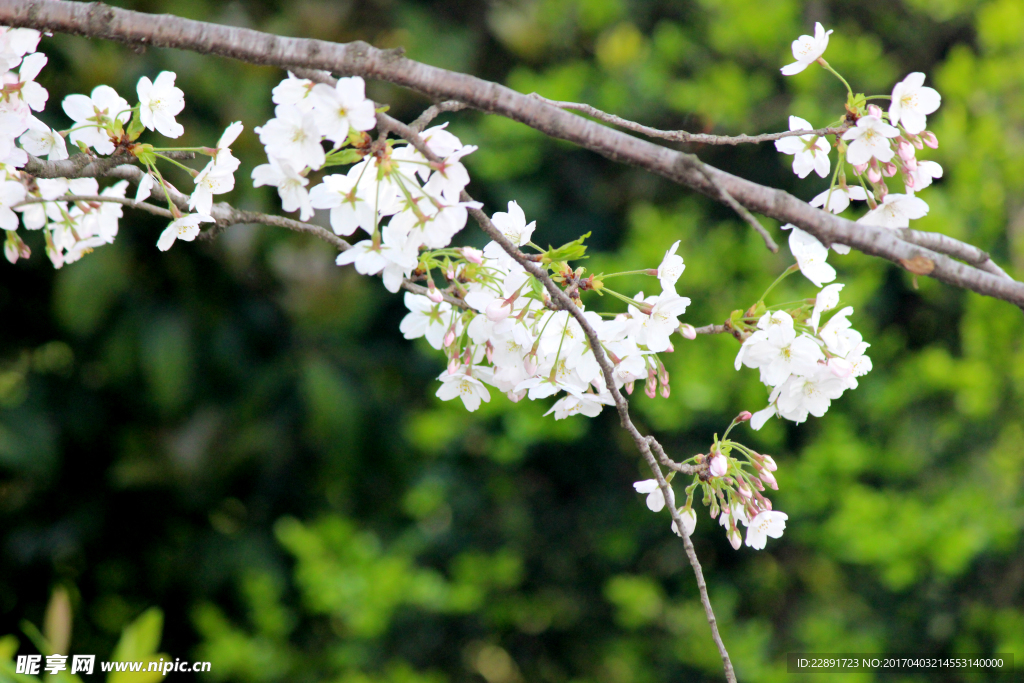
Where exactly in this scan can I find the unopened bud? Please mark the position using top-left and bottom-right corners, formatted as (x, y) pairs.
(625, 380), (635, 395)
(462, 247), (483, 264)
(679, 323), (697, 340)
(867, 104), (883, 118)
(645, 376), (657, 399)
(737, 411), (752, 422)
(902, 156), (917, 172)
(853, 162), (868, 175)
(737, 483), (752, 499)
(727, 527), (742, 550)
(752, 477), (765, 491)
(427, 285), (444, 303)
(523, 353), (538, 376)
(761, 455), (778, 472)
(759, 469), (778, 490)
(443, 327), (456, 348)
(507, 389), (526, 403)
(485, 342), (495, 364)
(921, 131), (938, 149)
(867, 167), (882, 184)
(877, 181), (889, 200)
(709, 454), (728, 477)
(898, 141), (916, 162)
(660, 383), (670, 398)
(883, 162), (899, 177)
(447, 356), (461, 375)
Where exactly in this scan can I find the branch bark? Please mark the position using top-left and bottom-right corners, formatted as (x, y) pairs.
(2, 0), (1021, 307)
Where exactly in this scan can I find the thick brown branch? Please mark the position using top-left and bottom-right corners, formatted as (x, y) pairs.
(530, 93), (849, 146)
(3, 0), (1020, 309)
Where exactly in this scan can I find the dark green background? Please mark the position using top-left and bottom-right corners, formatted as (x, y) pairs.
(2, 0), (1023, 681)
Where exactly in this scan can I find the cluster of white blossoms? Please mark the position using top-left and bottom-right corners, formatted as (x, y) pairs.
(736, 295), (871, 429)
(0, 26), (244, 265)
(402, 205), (693, 420)
(775, 22), (942, 289)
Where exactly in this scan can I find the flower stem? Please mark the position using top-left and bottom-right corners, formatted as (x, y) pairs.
(818, 59), (854, 99)
(759, 264), (800, 303)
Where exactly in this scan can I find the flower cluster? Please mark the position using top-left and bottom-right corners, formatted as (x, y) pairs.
(633, 416), (789, 551)
(776, 24), (942, 289)
(736, 297), (871, 429)
(0, 26), (246, 265)
(401, 207), (693, 419)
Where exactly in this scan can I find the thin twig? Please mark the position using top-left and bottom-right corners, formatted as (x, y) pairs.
(692, 157), (778, 252)
(530, 93), (848, 145)
(409, 100), (468, 132)
(13, 194), (174, 219)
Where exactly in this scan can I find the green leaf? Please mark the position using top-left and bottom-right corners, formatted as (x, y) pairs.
(542, 232), (591, 264)
(126, 110), (144, 142)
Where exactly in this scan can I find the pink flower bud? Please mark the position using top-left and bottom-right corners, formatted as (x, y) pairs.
(737, 411), (752, 422)
(727, 527), (742, 550)
(922, 131), (938, 149)
(760, 469), (778, 490)
(709, 454), (728, 477)
(762, 497), (773, 510)
(462, 247), (483, 264)
(427, 286), (444, 303)
(447, 356), (461, 375)
(867, 104), (883, 118)
(883, 161), (899, 177)
(485, 299), (510, 322)
(752, 477), (764, 491)
(645, 376), (657, 399)
(877, 181), (889, 200)
(665, 342), (675, 353)
(443, 327), (456, 348)
(902, 156), (917, 172)
(4, 238), (19, 264)
(853, 162), (868, 175)
(737, 483), (752, 499)
(867, 167), (882, 184)
(679, 323), (697, 340)
(660, 383), (670, 398)
(625, 381), (635, 395)
(523, 353), (538, 376)
(446, 267), (456, 280)
(761, 455), (777, 471)
(485, 342), (495, 364)
(898, 141), (916, 161)
(507, 389), (526, 403)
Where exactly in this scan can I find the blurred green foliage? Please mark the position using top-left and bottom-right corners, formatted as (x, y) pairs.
(1, 0), (1023, 682)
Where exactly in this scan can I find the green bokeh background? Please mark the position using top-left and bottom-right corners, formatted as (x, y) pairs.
(2, 0), (1023, 681)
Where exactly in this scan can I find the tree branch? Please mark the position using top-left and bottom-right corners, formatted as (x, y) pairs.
(3, 0), (1020, 308)
(529, 92), (849, 146)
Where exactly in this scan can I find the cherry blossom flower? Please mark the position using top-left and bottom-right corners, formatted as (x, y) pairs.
(810, 184), (868, 215)
(905, 160), (942, 192)
(400, 292), (452, 350)
(334, 224), (418, 293)
(857, 193), (929, 229)
(63, 85), (131, 155)
(809, 283), (844, 331)
(136, 71), (185, 138)
(775, 116), (830, 178)
(633, 479), (667, 512)
(255, 104), (324, 171)
(709, 453), (728, 477)
(156, 213), (214, 251)
(734, 310), (823, 386)
(545, 389), (613, 419)
(672, 507), (698, 538)
(310, 76), (377, 142)
(0, 27), (40, 71)
(889, 72), (941, 135)
(633, 293), (691, 352)
(657, 240), (686, 292)
(842, 115), (899, 165)
(482, 201), (536, 260)
(19, 117), (68, 160)
(189, 164), (235, 215)
(309, 171), (376, 236)
(780, 22), (832, 76)
(435, 370), (491, 411)
(784, 225), (836, 287)
(745, 511), (788, 549)
(252, 157), (313, 220)
(0, 180), (27, 230)
(775, 365), (847, 423)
